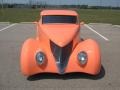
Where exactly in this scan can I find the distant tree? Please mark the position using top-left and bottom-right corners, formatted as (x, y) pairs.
(0, 0), (4, 8)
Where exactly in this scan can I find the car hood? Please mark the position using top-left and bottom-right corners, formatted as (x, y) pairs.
(40, 24), (79, 47)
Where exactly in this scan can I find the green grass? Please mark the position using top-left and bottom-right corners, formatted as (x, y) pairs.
(77, 9), (120, 25)
(0, 8), (40, 23)
(0, 8), (120, 24)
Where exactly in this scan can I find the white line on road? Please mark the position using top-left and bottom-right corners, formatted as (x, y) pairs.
(0, 23), (17, 32)
(85, 24), (109, 41)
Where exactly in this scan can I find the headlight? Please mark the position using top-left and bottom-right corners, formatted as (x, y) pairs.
(77, 51), (88, 65)
(36, 52), (45, 65)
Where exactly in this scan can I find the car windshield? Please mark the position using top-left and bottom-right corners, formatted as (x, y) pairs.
(42, 15), (77, 24)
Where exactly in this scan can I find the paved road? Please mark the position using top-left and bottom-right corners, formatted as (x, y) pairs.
(0, 23), (120, 90)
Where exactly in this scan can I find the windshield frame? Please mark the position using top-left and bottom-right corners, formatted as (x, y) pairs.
(41, 15), (78, 24)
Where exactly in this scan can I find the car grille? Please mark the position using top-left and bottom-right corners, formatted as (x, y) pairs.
(50, 40), (73, 74)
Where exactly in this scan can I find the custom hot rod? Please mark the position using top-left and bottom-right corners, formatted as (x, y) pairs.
(20, 10), (101, 76)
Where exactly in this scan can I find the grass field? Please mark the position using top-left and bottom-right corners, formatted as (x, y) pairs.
(0, 8), (120, 24)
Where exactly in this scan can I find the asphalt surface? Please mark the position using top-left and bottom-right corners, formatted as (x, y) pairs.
(0, 23), (120, 90)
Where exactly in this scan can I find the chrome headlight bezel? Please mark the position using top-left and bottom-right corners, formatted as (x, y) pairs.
(77, 51), (88, 65)
(36, 52), (45, 65)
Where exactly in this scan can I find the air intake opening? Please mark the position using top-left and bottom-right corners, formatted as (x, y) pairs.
(50, 40), (73, 74)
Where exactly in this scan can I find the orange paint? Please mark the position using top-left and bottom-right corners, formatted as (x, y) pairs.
(20, 10), (101, 76)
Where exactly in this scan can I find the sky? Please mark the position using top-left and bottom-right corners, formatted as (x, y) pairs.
(1, 0), (120, 7)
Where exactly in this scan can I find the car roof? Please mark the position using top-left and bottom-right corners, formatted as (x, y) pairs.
(40, 10), (78, 16)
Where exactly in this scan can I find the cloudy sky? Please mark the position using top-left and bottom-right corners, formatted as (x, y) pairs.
(2, 0), (120, 7)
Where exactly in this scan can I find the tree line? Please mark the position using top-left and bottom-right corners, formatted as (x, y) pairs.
(0, 4), (120, 9)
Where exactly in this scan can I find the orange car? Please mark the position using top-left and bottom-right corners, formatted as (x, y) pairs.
(20, 10), (101, 76)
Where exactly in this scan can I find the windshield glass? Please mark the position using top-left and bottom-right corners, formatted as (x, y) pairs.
(42, 15), (77, 24)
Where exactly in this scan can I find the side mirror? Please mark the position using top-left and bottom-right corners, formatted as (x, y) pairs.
(80, 21), (85, 26)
